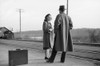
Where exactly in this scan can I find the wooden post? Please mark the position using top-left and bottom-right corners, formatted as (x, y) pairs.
(66, 0), (68, 15)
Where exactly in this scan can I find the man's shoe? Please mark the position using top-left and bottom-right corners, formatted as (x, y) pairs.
(60, 61), (64, 63)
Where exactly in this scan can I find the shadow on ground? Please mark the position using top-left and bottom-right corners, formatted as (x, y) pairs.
(0, 64), (8, 66)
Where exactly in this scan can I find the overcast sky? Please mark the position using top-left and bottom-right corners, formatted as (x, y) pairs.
(0, 0), (100, 32)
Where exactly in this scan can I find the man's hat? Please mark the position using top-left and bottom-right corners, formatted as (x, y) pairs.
(59, 5), (66, 11)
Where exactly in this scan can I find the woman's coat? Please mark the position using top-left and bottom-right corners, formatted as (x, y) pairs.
(43, 21), (52, 49)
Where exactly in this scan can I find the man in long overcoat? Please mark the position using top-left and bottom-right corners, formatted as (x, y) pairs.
(47, 5), (73, 63)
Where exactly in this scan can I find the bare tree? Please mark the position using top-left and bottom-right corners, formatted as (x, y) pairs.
(87, 29), (100, 43)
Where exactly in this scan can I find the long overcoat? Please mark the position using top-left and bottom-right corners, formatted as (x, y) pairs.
(43, 21), (52, 50)
(54, 13), (73, 52)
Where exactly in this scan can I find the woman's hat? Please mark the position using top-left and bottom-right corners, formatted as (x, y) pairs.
(59, 5), (66, 11)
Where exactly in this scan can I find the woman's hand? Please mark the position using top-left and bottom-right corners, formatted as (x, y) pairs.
(49, 29), (53, 32)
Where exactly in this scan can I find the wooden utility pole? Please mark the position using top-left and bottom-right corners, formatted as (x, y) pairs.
(66, 0), (68, 15)
(18, 9), (23, 38)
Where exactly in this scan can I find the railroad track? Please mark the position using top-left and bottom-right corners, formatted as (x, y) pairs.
(70, 48), (100, 61)
(74, 48), (100, 54)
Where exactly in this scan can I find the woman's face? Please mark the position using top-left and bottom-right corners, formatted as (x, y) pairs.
(47, 15), (52, 21)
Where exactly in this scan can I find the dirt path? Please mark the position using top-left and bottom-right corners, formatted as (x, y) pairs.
(0, 42), (96, 66)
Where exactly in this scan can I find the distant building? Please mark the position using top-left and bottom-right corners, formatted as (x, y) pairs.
(0, 27), (14, 39)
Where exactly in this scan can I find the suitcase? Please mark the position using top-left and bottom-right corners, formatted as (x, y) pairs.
(9, 49), (28, 66)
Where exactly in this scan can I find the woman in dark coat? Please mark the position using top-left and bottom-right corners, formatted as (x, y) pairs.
(43, 14), (52, 60)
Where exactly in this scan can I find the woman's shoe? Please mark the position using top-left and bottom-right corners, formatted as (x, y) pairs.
(45, 57), (49, 60)
(46, 59), (53, 63)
